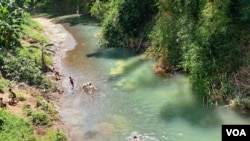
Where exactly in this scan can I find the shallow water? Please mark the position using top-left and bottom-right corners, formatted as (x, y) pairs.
(58, 18), (250, 141)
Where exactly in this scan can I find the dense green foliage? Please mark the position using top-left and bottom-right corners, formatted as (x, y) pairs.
(0, 0), (25, 48)
(37, 129), (67, 141)
(0, 52), (51, 88)
(0, 1), (52, 89)
(90, 0), (109, 20)
(0, 102), (66, 141)
(0, 78), (11, 93)
(36, 96), (57, 115)
(29, 0), (94, 13)
(29, 0), (249, 107)
(91, 0), (157, 49)
(90, 0), (250, 107)
(20, 14), (48, 43)
(0, 109), (35, 141)
(147, 0), (250, 103)
(0, 1), (67, 140)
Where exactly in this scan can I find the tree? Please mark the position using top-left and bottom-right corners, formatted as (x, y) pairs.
(147, 0), (250, 106)
(29, 42), (54, 72)
(91, 0), (157, 49)
(0, 0), (25, 48)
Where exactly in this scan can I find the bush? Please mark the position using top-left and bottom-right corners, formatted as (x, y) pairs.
(36, 96), (43, 108)
(235, 97), (250, 109)
(1, 55), (51, 89)
(20, 14), (48, 43)
(0, 78), (11, 93)
(16, 93), (26, 101)
(36, 96), (57, 115)
(23, 103), (32, 116)
(37, 129), (67, 141)
(31, 110), (50, 126)
(0, 109), (35, 141)
(94, 0), (157, 48)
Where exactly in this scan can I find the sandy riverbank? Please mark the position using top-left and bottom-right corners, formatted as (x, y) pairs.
(33, 17), (76, 76)
(33, 17), (77, 140)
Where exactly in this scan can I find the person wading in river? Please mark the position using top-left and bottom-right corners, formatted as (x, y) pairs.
(69, 76), (74, 89)
(53, 68), (62, 80)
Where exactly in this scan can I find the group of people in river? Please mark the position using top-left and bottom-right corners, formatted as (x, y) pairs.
(81, 82), (97, 94)
(53, 68), (96, 94)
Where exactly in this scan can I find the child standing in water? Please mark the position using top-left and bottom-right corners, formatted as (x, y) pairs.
(53, 68), (61, 80)
(69, 76), (74, 89)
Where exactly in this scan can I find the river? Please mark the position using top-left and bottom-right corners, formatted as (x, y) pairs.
(56, 16), (250, 141)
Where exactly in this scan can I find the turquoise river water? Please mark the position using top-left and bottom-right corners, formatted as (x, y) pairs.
(57, 18), (250, 141)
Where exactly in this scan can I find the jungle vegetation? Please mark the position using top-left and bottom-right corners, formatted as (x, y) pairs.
(31, 0), (250, 110)
(89, 0), (250, 110)
(0, 0), (66, 140)
(1, 2), (250, 140)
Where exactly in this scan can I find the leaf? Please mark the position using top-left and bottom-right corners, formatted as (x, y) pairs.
(45, 44), (54, 47)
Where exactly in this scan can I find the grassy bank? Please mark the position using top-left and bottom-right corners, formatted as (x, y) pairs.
(0, 13), (67, 141)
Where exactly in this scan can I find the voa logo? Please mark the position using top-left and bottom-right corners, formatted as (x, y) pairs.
(226, 129), (246, 136)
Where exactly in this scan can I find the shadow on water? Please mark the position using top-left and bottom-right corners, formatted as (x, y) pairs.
(86, 47), (140, 59)
(84, 130), (100, 140)
(160, 100), (222, 127)
(156, 75), (223, 128)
